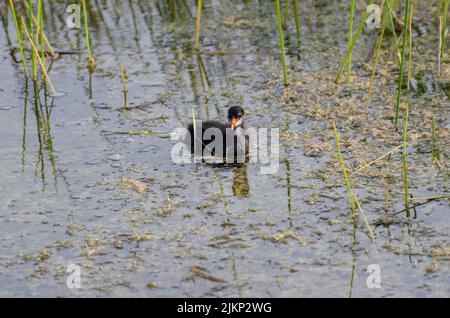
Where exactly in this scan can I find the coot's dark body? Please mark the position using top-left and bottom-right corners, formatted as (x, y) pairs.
(186, 106), (248, 160)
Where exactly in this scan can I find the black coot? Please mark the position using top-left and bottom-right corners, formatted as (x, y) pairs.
(186, 106), (248, 160)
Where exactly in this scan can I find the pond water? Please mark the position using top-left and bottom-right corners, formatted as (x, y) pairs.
(0, 1), (448, 297)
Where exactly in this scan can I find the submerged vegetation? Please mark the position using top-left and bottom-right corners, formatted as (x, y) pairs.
(191, 0), (448, 237)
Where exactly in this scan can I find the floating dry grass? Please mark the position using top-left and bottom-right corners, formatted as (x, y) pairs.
(350, 144), (403, 177)
(189, 265), (227, 283)
(407, 194), (450, 201)
(121, 176), (148, 194)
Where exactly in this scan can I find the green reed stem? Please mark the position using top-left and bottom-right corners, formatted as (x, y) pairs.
(402, 104), (410, 217)
(432, 117), (436, 145)
(38, 0), (44, 63)
(275, 0), (288, 86)
(355, 196), (375, 242)
(21, 17), (56, 94)
(367, 3), (390, 111)
(22, 0), (56, 58)
(130, 226), (142, 242)
(334, 123), (374, 241)
(394, 0), (410, 128)
(332, 122), (356, 219)
(437, 16), (443, 77)
(336, 0), (376, 84)
(292, 0), (300, 40)
(28, 0), (36, 80)
(431, 116), (441, 162)
(9, 0), (29, 77)
(386, 0), (401, 65)
(348, 0), (355, 81)
(120, 63), (128, 109)
(283, 0), (289, 30)
(407, 4), (414, 91)
(432, 117), (438, 154)
(194, 0), (203, 51)
(441, 0), (449, 58)
(436, 0), (443, 25)
(81, 0), (95, 73)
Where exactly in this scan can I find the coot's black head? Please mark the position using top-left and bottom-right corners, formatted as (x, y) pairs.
(227, 106), (245, 129)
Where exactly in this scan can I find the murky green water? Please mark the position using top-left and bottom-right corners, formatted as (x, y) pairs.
(0, 1), (449, 297)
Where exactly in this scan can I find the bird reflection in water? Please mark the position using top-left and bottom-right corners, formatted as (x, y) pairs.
(232, 164), (249, 197)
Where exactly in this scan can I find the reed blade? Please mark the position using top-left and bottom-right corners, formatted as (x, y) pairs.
(402, 104), (410, 217)
(8, 0), (29, 77)
(275, 0), (288, 86)
(394, 0), (410, 128)
(335, 0), (376, 84)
